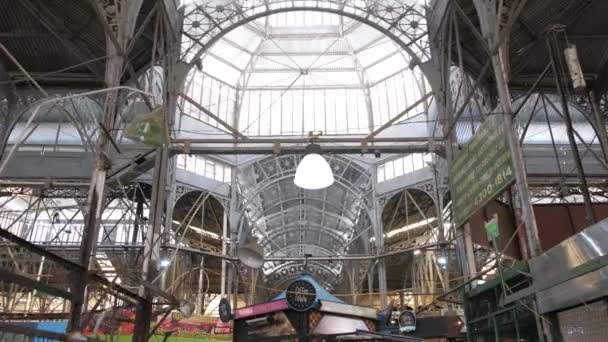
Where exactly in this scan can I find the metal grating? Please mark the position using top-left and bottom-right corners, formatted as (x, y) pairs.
(557, 300), (608, 342)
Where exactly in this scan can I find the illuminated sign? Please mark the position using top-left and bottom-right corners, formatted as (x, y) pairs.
(286, 279), (317, 312)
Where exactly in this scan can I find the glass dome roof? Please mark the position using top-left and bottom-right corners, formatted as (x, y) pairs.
(181, 10), (429, 136)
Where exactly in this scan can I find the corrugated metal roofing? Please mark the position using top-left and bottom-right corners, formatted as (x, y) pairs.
(0, 0), (156, 87)
(456, 0), (608, 90)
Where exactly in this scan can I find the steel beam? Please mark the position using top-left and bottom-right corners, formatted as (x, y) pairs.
(546, 28), (596, 226)
(0, 268), (72, 299)
(364, 92), (434, 142)
(179, 92), (247, 139)
(0, 57), (17, 159)
(70, 0), (145, 332)
(172, 144), (438, 156)
(512, 63), (552, 118)
(469, 2), (551, 341)
(0, 227), (144, 301)
(589, 90), (608, 163)
(170, 242), (448, 262)
(173, 136), (437, 144)
(471, 0), (541, 258)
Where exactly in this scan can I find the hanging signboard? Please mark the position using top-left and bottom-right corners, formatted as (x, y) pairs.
(285, 279), (317, 312)
(485, 214), (500, 240)
(450, 115), (515, 227)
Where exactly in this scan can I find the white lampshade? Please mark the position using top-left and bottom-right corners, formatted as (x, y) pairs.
(294, 145), (334, 190)
(237, 238), (264, 269)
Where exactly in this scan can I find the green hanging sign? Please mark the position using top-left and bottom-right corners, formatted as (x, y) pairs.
(450, 115), (515, 227)
(485, 215), (500, 240)
(124, 106), (170, 147)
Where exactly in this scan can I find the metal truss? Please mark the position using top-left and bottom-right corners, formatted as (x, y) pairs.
(0, 222), (164, 323)
(0, 181), (183, 317)
(528, 185), (608, 204)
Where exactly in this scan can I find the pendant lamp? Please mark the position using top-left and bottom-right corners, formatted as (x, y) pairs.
(294, 144), (334, 190)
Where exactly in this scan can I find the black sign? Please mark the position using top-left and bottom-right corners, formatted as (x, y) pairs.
(219, 298), (232, 323)
(286, 279), (317, 312)
(399, 310), (416, 332)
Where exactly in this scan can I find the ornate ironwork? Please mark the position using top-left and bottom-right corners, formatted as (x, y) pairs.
(99, 0), (120, 33)
(181, 0), (430, 64)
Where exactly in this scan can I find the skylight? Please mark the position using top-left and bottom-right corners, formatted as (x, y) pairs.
(180, 10), (430, 137)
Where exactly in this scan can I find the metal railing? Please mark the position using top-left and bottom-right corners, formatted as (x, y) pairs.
(0, 212), (145, 247)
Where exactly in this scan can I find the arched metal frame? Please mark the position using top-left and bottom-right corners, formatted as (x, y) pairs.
(379, 179), (437, 209)
(179, 1), (434, 139)
(181, 0), (429, 67)
(252, 207), (357, 249)
(265, 260), (338, 291)
(381, 187), (436, 230)
(250, 199), (359, 228)
(172, 183), (230, 210)
(267, 243), (337, 258)
(258, 221), (370, 260)
(179, 1), (433, 292)
(235, 154), (374, 288)
(260, 223), (352, 251)
(237, 176), (370, 230)
(6, 92), (105, 154)
(262, 243), (345, 287)
(377, 180), (440, 251)
(235, 155), (374, 238)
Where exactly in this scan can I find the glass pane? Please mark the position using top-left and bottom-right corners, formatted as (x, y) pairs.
(412, 154), (423, 170)
(215, 164), (224, 182)
(377, 165), (385, 183)
(186, 155), (196, 172)
(197, 156), (206, 174)
(394, 158), (404, 177)
(404, 155), (414, 173)
(385, 162), (394, 180)
(184, 9), (428, 138)
(177, 155), (185, 169)
(205, 160), (215, 178)
(224, 167), (232, 183)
